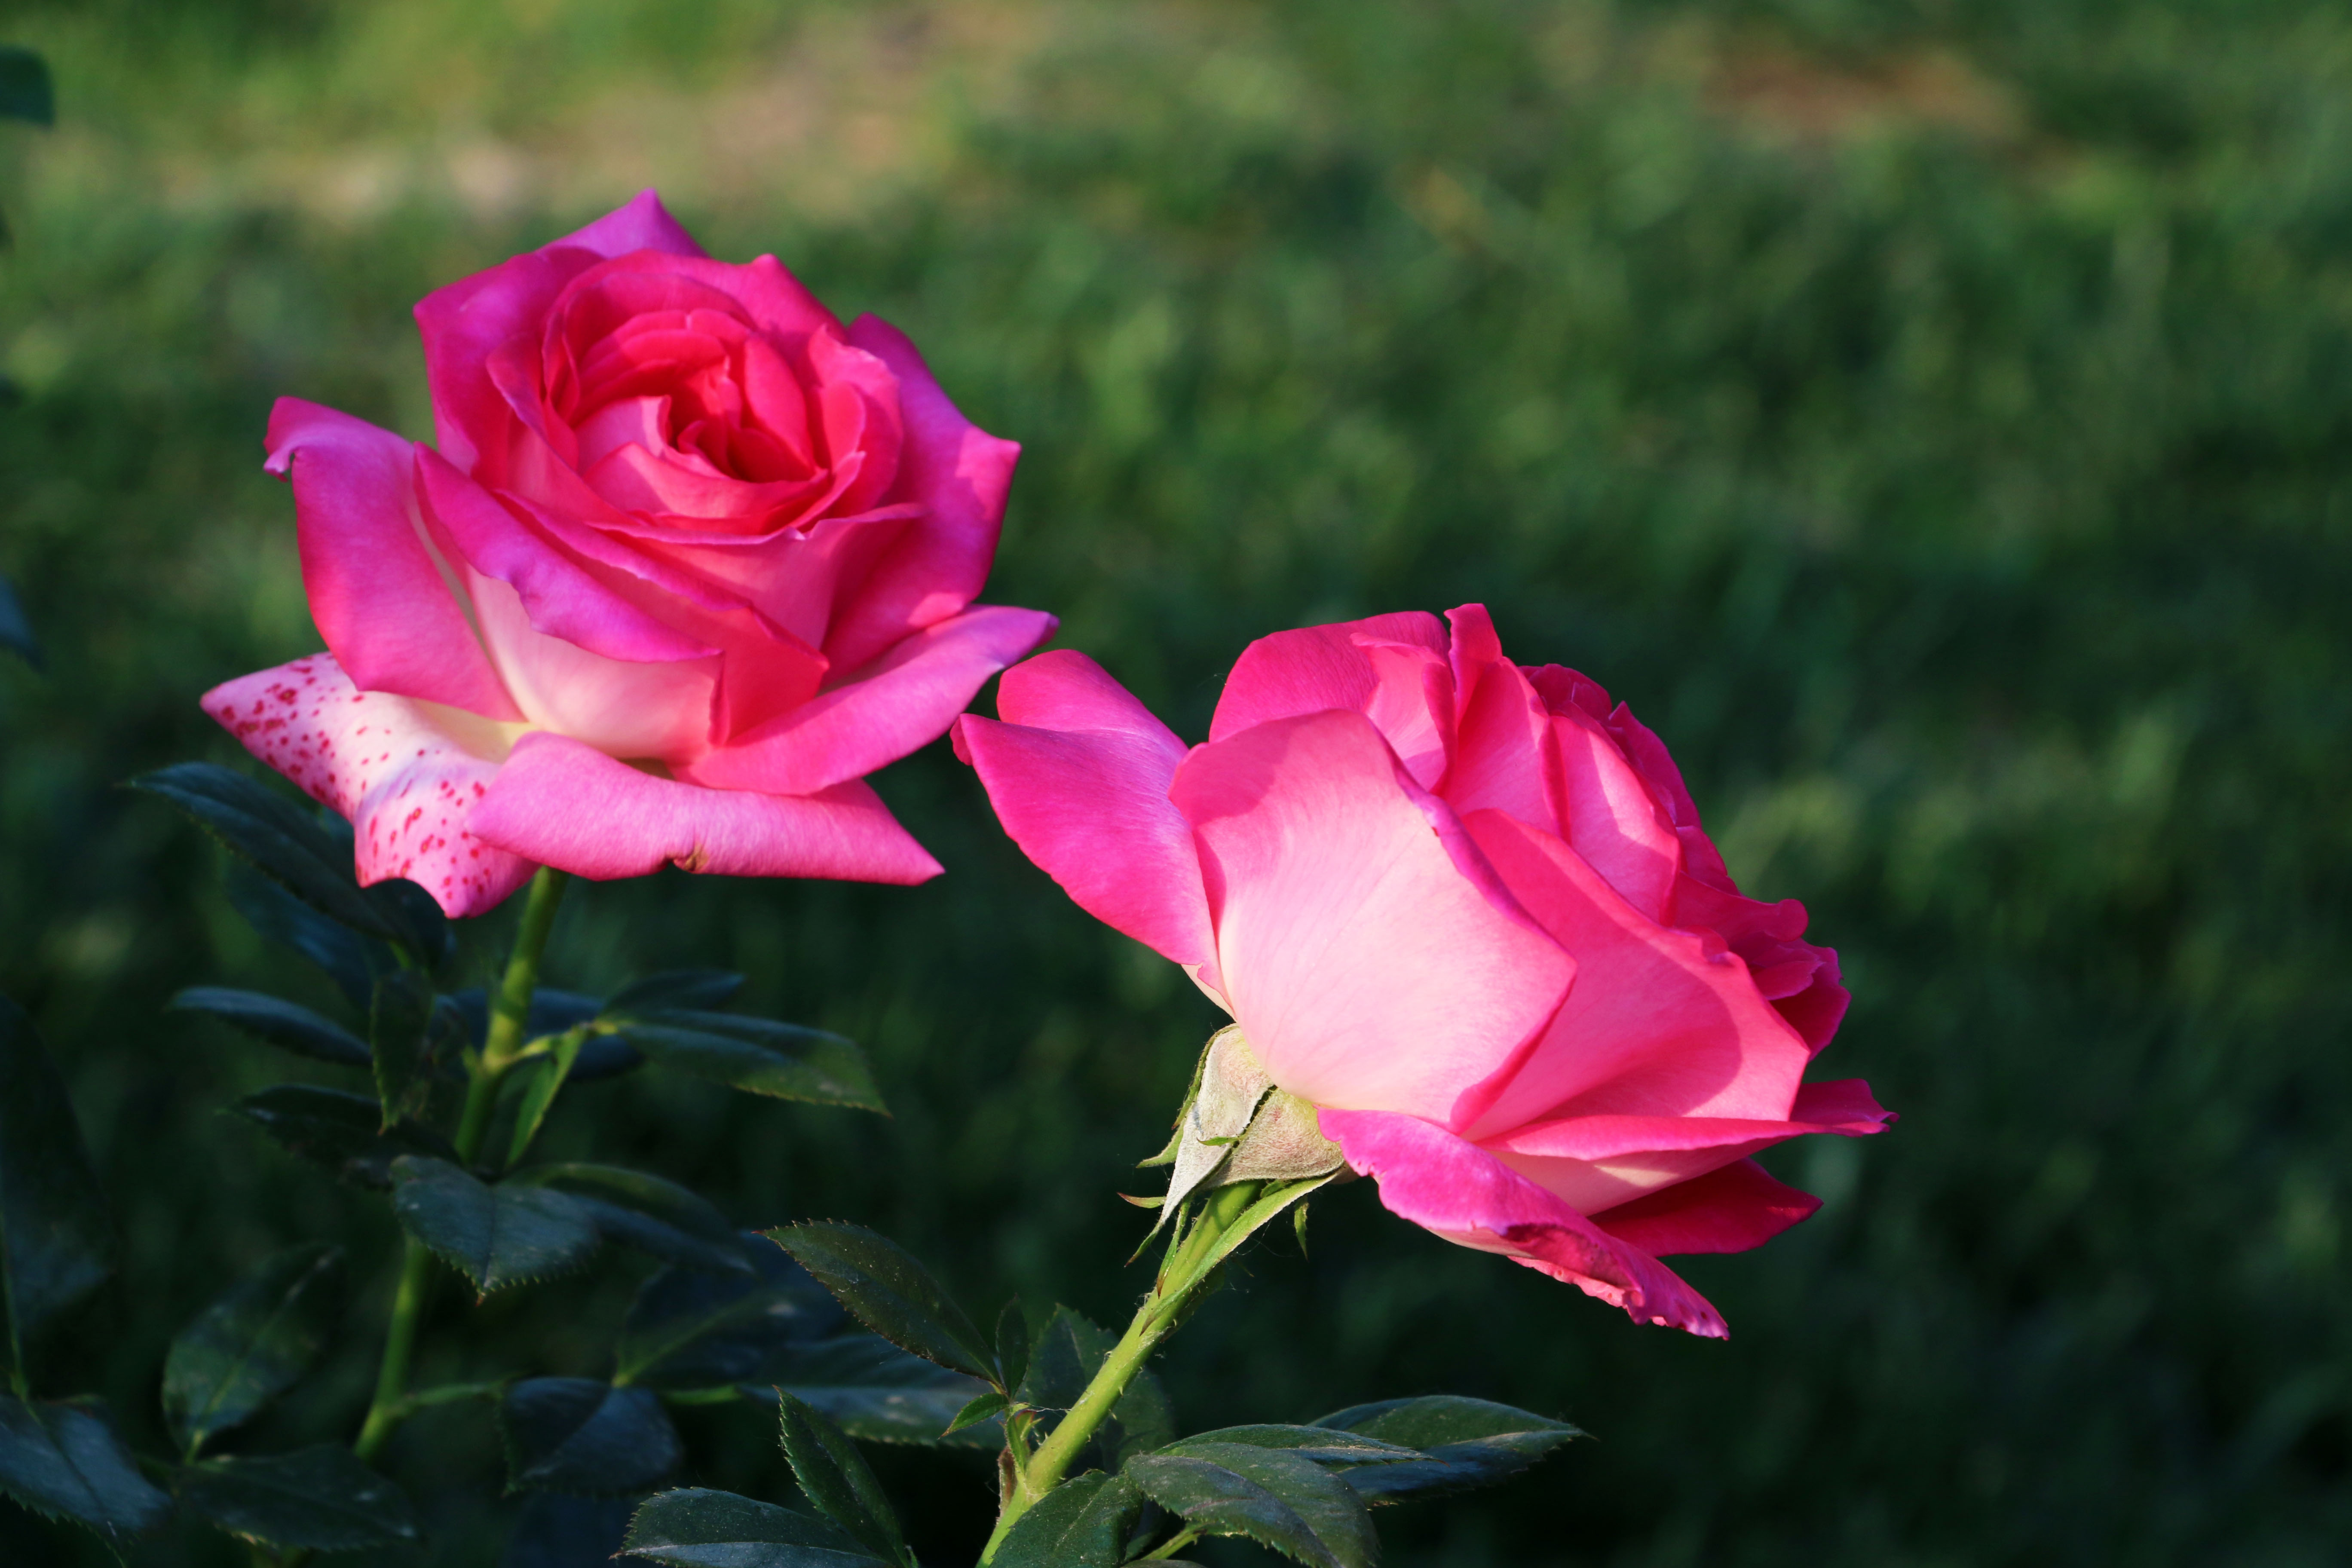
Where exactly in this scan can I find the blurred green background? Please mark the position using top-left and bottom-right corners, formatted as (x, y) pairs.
(1, 0), (2347, 1562)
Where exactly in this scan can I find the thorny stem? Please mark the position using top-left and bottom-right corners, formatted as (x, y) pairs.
(979, 1180), (1307, 1562)
(351, 867), (570, 1467)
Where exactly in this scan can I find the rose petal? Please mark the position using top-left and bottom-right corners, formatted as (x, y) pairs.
(1590, 1158), (1823, 1257)
(1318, 1108), (1729, 1337)
(952, 650), (1217, 983)
(470, 732), (940, 885)
(202, 654), (534, 919)
(1549, 704), (1683, 922)
(1477, 1080), (1893, 1214)
(821, 317), (1020, 672)
(1206, 612), (1447, 744)
(684, 604), (1057, 797)
(416, 450), (715, 666)
(1170, 710), (1574, 1124)
(1439, 606), (1559, 833)
(1454, 810), (1813, 1141)
(262, 400), (521, 722)
(465, 573), (717, 763)
(559, 189), (710, 263)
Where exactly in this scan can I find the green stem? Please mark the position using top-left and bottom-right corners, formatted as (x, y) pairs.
(1141, 1528), (1202, 1560)
(980, 1182), (1279, 1562)
(352, 867), (570, 1465)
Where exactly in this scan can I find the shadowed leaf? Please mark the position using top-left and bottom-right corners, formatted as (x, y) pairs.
(614, 1012), (884, 1112)
(0, 1396), (170, 1545)
(991, 1471), (1144, 1568)
(1019, 1305), (1175, 1468)
(508, 1164), (747, 1275)
(1125, 1442), (1377, 1568)
(615, 1236), (844, 1388)
(370, 969), (439, 1128)
(750, 1335), (995, 1448)
(768, 1223), (992, 1380)
(1312, 1395), (1583, 1505)
(502, 1379), (681, 1495)
(177, 1445), (419, 1552)
(0, 48), (51, 126)
(0, 995), (114, 1378)
(776, 1393), (905, 1563)
(389, 1156), (599, 1294)
(607, 971), (744, 1014)
(622, 1487), (883, 1567)
(235, 1085), (458, 1188)
(172, 987), (370, 1069)
(163, 1243), (344, 1457)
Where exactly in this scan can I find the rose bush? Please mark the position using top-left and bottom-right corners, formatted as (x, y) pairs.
(207, 191), (1054, 916)
(956, 605), (1891, 1335)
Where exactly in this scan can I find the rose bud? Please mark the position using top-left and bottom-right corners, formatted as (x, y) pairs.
(954, 606), (1892, 1337)
(206, 191), (1055, 916)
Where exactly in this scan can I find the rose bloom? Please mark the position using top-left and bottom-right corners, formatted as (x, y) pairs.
(206, 191), (1054, 917)
(956, 606), (1891, 1335)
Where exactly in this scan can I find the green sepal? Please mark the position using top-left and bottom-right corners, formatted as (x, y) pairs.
(388, 1156), (600, 1295)
(162, 1242), (344, 1458)
(175, 1445), (419, 1552)
(0, 1394), (171, 1546)
(767, 1222), (994, 1381)
(0, 995), (115, 1379)
(170, 987), (371, 1069)
(776, 1390), (908, 1565)
(501, 1378), (681, 1494)
(622, 1486), (885, 1567)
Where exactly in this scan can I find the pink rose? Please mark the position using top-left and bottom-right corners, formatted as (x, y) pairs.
(955, 605), (1891, 1336)
(205, 191), (1055, 917)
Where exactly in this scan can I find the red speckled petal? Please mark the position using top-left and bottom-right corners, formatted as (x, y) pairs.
(202, 653), (535, 918)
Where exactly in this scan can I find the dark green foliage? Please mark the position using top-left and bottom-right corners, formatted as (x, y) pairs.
(131, 764), (431, 954)
(504, 1493), (637, 1568)
(507, 1163), (747, 1274)
(160, 1241), (342, 1457)
(615, 1011), (885, 1113)
(174, 1445), (418, 1551)
(7, 4), (2352, 1563)
(225, 861), (396, 1010)
(500, 1378), (681, 1495)
(368, 968), (439, 1127)
(0, 996), (113, 1379)
(0, 1396), (169, 1545)
(388, 1156), (600, 1294)
(614, 1236), (845, 1388)
(774, 1393), (906, 1565)
(234, 1084), (458, 1188)
(1163, 1425), (1419, 1466)
(752, 1335), (994, 1449)
(169, 985), (370, 1068)
(622, 1487), (884, 1567)
(608, 971), (745, 1014)
(0, 577), (37, 666)
(0, 46), (51, 127)
(1125, 1442), (1378, 1568)
(1311, 1396), (1583, 1506)
(990, 1471), (1143, 1568)
(768, 1223), (994, 1381)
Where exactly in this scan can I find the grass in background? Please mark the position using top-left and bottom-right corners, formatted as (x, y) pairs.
(1, 1), (2347, 1562)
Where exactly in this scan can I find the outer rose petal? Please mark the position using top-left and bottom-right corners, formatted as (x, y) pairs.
(202, 654), (534, 919)
(1441, 606), (1560, 835)
(1319, 1109), (1730, 1337)
(1206, 612), (1447, 744)
(471, 732), (940, 885)
(1456, 811), (1813, 1140)
(683, 605), (1057, 797)
(1171, 710), (1575, 1123)
(822, 317), (1023, 673)
(1591, 1158), (1823, 1256)
(264, 400), (520, 721)
(558, 189), (710, 263)
(952, 652), (1216, 982)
